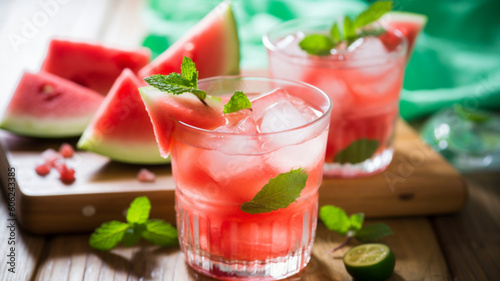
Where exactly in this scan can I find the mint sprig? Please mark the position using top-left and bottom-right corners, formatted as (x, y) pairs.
(319, 205), (393, 252)
(223, 91), (252, 114)
(299, 0), (393, 55)
(89, 196), (178, 251)
(144, 56), (207, 104)
(241, 168), (308, 214)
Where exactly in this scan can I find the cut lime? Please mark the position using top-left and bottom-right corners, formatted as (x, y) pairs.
(343, 243), (395, 281)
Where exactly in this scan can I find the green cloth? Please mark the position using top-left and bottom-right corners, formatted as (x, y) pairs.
(398, 0), (500, 120)
(142, 0), (500, 120)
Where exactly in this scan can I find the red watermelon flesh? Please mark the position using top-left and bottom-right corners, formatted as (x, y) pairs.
(139, 87), (225, 158)
(41, 39), (151, 95)
(78, 69), (167, 164)
(138, 1), (240, 79)
(0, 71), (103, 138)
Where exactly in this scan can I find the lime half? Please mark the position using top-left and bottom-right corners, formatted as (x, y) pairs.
(343, 243), (396, 281)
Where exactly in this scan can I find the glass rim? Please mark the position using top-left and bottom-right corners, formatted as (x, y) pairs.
(263, 17), (408, 67)
(175, 75), (332, 137)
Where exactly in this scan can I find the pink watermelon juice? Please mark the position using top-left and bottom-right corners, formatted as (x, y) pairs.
(170, 77), (331, 280)
(264, 19), (407, 178)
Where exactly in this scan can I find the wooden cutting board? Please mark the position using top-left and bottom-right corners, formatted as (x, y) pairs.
(0, 119), (467, 234)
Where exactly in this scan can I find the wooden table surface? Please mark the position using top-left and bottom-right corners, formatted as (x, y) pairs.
(0, 1), (499, 281)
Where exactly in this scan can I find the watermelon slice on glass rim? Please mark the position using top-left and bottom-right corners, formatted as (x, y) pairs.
(381, 11), (428, 60)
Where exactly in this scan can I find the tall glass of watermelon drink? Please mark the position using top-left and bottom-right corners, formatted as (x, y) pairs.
(264, 18), (407, 178)
(167, 77), (331, 280)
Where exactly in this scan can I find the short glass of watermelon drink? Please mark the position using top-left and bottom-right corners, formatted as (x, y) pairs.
(264, 18), (408, 178)
(167, 77), (331, 280)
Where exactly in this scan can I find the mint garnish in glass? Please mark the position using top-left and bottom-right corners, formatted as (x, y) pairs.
(299, 1), (393, 56)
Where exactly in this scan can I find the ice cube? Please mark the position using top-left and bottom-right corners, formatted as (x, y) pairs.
(264, 131), (328, 174)
(258, 100), (309, 133)
(222, 109), (258, 134)
(198, 150), (266, 185)
(251, 88), (289, 121)
(346, 37), (389, 61)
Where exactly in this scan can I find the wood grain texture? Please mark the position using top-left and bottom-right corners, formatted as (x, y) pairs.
(320, 119), (468, 217)
(31, 218), (450, 281)
(433, 172), (500, 281)
(0, 119), (468, 234)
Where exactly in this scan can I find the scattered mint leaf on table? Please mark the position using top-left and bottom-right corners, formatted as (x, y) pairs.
(89, 221), (129, 251)
(299, 0), (393, 55)
(241, 168), (308, 214)
(142, 220), (179, 247)
(334, 138), (379, 164)
(144, 56), (207, 103)
(319, 205), (393, 252)
(126, 196), (151, 224)
(355, 223), (394, 243)
(223, 91), (252, 114)
(89, 196), (178, 251)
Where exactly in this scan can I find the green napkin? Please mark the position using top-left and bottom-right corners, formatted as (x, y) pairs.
(398, 0), (500, 120)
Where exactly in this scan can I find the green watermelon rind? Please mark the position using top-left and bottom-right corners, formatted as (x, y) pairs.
(384, 11), (428, 26)
(219, 1), (240, 75)
(77, 132), (169, 164)
(139, 1), (240, 78)
(0, 115), (95, 138)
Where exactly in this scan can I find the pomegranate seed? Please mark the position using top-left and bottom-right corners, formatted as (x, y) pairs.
(59, 143), (74, 158)
(137, 168), (156, 182)
(35, 163), (51, 176)
(55, 162), (75, 183)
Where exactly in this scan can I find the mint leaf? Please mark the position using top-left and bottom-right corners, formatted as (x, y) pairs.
(355, 223), (393, 242)
(349, 213), (364, 232)
(298, 1), (393, 54)
(241, 168), (308, 214)
(354, 1), (393, 30)
(126, 196), (151, 224)
(223, 91), (252, 114)
(330, 22), (341, 45)
(343, 16), (356, 43)
(144, 56), (207, 102)
(334, 138), (379, 164)
(142, 220), (178, 246)
(89, 221), (129, 251)
(180, 56), (198, 86)
(122, 224), (146, 247)
(89, 196), (178, 251)
(319, 205), (350, 235)
(299, 34), (334, 56)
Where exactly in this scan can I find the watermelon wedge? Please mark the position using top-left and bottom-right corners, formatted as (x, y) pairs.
(41, 39), (151, 95)
(139, 87), (225, 158)
(78, 69), (168, 164)
(138, 1), (240, 79)
(0, 71), (103, 138)
(382, 11), (427, 59)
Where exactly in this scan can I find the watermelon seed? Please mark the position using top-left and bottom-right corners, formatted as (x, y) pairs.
(42, 84), (53, 93)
